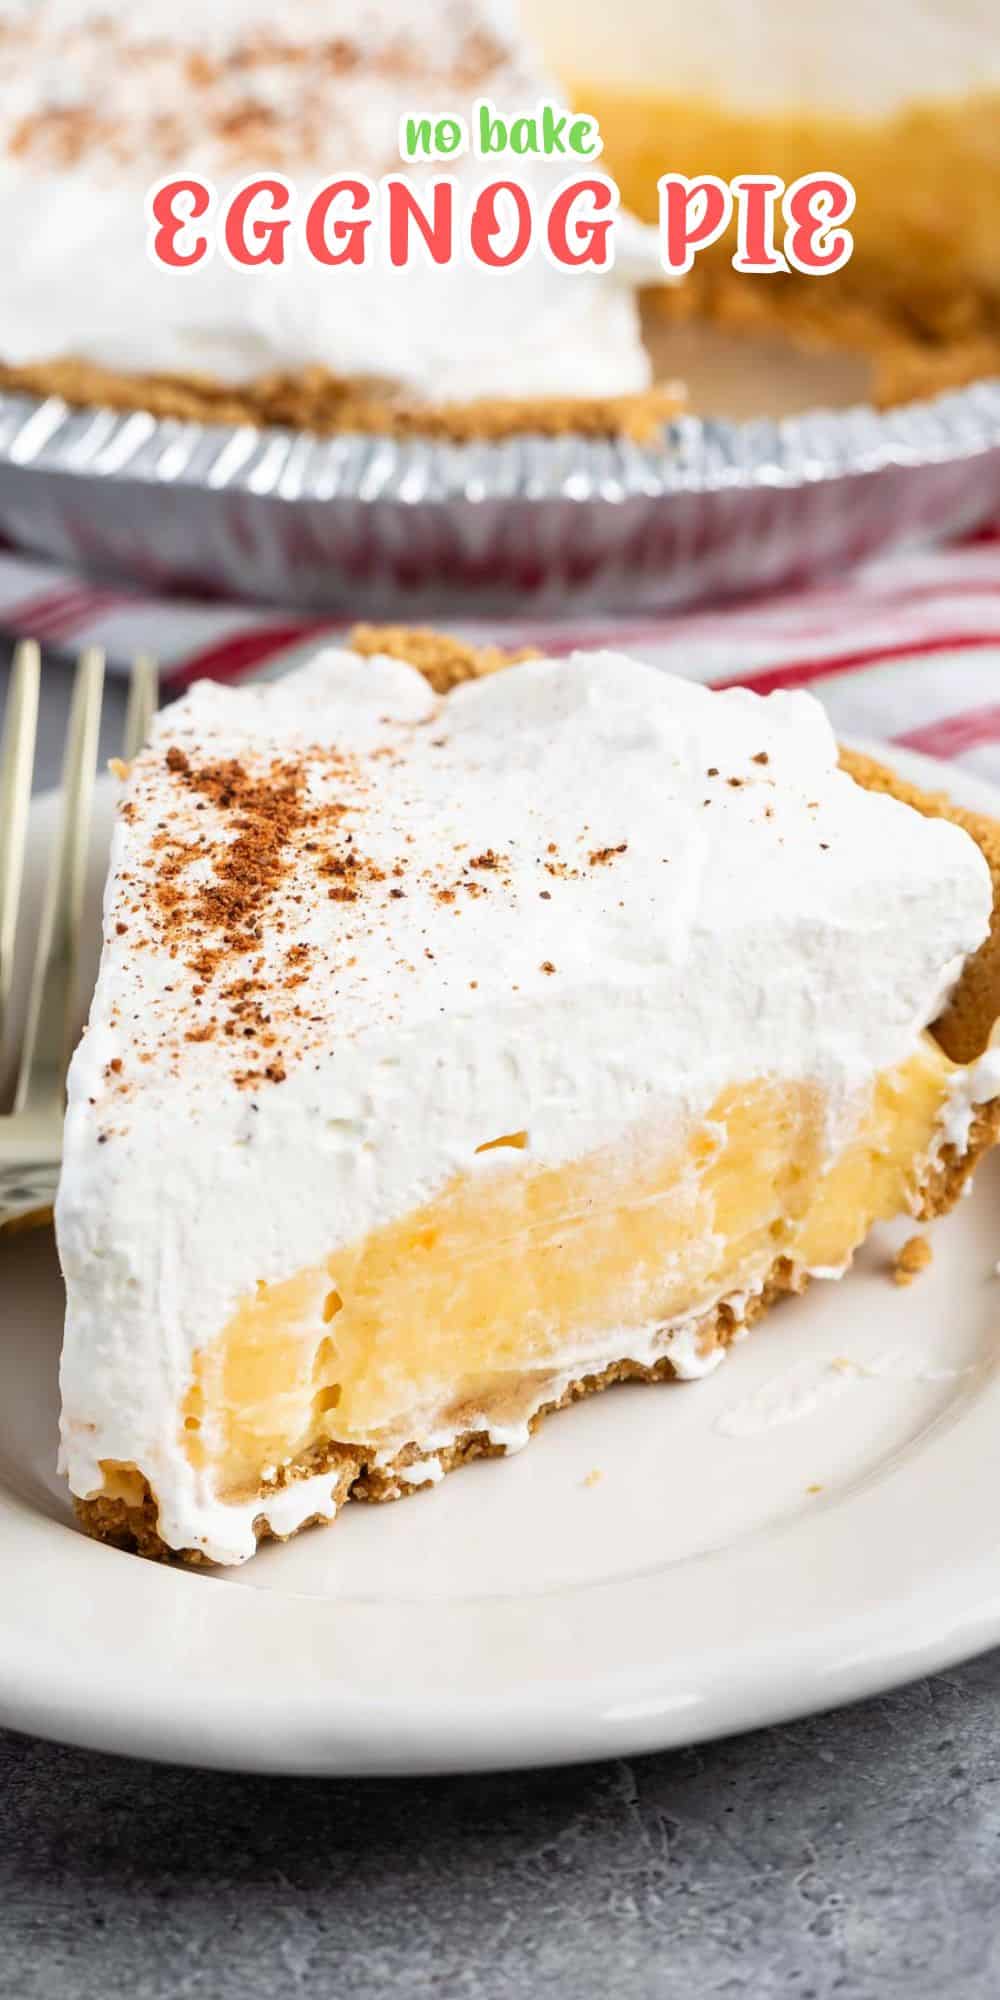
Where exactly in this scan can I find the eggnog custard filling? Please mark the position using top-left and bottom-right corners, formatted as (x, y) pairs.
(56, 637), (1000, 1565)
(180, 1034), (981, 1507)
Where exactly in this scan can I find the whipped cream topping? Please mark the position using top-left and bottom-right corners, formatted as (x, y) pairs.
(0, 0), (656, 402)
(936, 1034), (1000, 1154)
(534, 0), (1000, 115)
(57, 648), (995, 1561)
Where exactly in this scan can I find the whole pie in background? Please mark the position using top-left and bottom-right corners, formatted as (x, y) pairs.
(0, 0), (678, 441)
(3, 1), (997, 441)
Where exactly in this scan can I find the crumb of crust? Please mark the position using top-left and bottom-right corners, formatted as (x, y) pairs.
(0, 359), (684, 446)
(582, 1468), (603, 1489)
(873, 336), (1000, 410)
(893, 1235), (933, 1286)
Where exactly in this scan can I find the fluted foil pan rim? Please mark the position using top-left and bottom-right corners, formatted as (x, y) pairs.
(1, 376), (1000, 505)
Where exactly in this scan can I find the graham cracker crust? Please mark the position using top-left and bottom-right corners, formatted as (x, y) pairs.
(591, 89), (1000, 408)
(644, 275), (1000, 412)
(348, 623), (539, 693)
(0, 358), (684, 445)
(59, 637), (1000, 1560)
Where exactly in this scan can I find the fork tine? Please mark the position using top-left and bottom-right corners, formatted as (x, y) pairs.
(0, 640), (41, 1043)
(121, 652), (158, 762)
(14, 647), (105, 1115)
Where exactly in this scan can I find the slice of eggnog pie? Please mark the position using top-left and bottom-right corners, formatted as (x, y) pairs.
(56, 631), (1000, 1564)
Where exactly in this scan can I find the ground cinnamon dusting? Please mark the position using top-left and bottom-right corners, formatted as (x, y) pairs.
(157, 750), (306, 971)
(124, 649), (534, 1090)
(2, 17), (516, 177)
(138, 746), (325, 1083)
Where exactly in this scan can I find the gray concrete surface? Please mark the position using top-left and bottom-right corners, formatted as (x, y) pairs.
(4, 1651), (1000, 2000)
(3, 654), (1000, 1999)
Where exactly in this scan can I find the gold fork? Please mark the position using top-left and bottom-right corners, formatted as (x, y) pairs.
(0, 642), (157, 1230)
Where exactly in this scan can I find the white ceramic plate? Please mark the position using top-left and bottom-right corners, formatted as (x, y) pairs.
(2, 746), (1000, 1775)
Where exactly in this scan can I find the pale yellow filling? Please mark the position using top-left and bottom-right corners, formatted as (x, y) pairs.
(178, 1035), (957, 1503)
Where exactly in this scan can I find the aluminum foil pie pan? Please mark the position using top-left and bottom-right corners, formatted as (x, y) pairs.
(0, 377), (999, 615)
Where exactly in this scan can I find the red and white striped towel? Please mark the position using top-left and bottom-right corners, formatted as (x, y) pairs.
(4, 529), (1000, 785)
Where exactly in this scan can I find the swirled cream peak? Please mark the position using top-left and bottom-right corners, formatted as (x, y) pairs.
(56, 647), (992, 1559)
(0, 0), (656, 400)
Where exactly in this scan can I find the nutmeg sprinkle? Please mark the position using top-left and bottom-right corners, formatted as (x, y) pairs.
(96, 650), (713, 1109)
